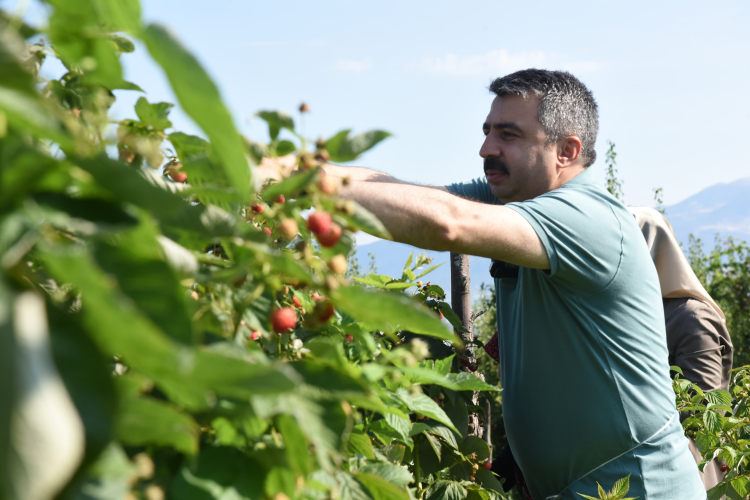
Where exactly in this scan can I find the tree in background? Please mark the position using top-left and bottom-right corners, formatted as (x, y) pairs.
(689, 236), (750, 366)
(604, 141), (624, 202)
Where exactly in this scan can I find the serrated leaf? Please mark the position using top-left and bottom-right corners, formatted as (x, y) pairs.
(261, 168), (319, 202)
(359, 464), (413, 489)
(415, 263), (446, 279)
(326, 129), (391, 163)
(459, 436), (490, 461)
(348, 430), (375, 460)
(115, 396), (199, 454)
(395, 389), (458, 433)
(608, 474), (630, 499)
(256, 110), (295, 142)
(704, 409), (723, 433)
(332, 286), (456, 342)
(134, 97), (173, 131)
(354, 473), (410, 500)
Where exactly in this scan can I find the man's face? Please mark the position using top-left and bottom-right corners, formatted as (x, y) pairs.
(479, 94), (558, 203)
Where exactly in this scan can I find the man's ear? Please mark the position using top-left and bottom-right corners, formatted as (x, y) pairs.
(557, 136), (583, 167)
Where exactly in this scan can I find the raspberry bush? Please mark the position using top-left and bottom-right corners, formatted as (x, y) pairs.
(0, 2), (504, 500)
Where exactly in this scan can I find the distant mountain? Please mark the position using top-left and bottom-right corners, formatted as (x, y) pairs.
(354, 176), (750, 303)
(664, 177), (750, 248)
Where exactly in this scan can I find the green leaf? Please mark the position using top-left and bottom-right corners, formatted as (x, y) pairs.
(326, 129), (391, 163)
(276, 414), (309, 475)
(255, 111), (295, 142)
(399, 367), (500, 393)
(394, 389), (458, 433)
(90, 0), (142, 32)
(473, 469), (504, 495)
(704, 409), (723, 433)
(75, 156), (236, 237)
(707, 483), (728, 500)
(670, 365), (684, 376)
(706, 390), (733, 408)
(414, 263), (445, 279)
(330, 199), (392, 240)
(261, 168), (319, 202)
(434, 355), (454, 376)
(134, 97), (173, 131)
(438, 302), (468, 333)
(332, 286), (456, 342)
(276, 139), (296, 157)
(354, 473), (410, 500)
(143, 24), (250, 201)
(359, 464), (413, 489)
(459, 436), (490, 461)
(172, 447), (263, 500)
(731, 477), (749, 498)
(115, 396), (199, 454)
(348, 430), (375, 460)
(425, 480), (466, 500)
(384, 413), (412, 444)
(608, 474), (630, 500)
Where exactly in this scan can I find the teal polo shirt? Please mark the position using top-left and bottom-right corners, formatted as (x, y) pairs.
(447, 167), (703, 500)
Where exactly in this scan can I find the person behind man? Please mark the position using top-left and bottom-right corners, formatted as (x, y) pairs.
(630, 206), (733, 491)
(259, 69), (703, 499)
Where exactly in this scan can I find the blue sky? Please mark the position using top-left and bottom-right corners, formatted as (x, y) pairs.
(9, 0), (750, 221)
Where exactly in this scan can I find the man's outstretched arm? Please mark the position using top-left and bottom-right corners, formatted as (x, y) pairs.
(337, 180), (549, 269)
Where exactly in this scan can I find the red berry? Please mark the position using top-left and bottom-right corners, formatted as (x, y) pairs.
(312, 292), (321, 302)
(276, 195), (285, 204)
(307, 211), (332, 237)
(270, 308), (296, 333)
(264, 227), (273, 236)
(439, 310), (444, 319)
(720, 464), (729, 472)
(317, 223), (342, 248)
(345, 333), (353, 343)
(250, 331), (261, 341)
(483, 462), (492, 470)
(171, 171), (187, 183)
(292, 296), (302, 308)
(251, 204), (264, 213)
(319, 302), (335, 322)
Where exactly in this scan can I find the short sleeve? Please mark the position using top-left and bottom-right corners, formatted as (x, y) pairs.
(446, 177), (502, 205)
(506, 189), (623, 295)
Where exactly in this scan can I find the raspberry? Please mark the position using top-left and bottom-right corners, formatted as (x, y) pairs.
(317, 223), (342, 248)
(720, 464), (729, 472)
(483, 462), (492, 470)
(276, 195), (285, 204)
(251, 204), (264, 213)
(264, 227), (272, 236)
(312, 292), (321, 302)
(318, 302), (335, 322)
(292, 296), (302, 308)
(345, 333), (353, 343)
(270, 308), (296, 333)
(299, 102), (310, 113)
(250, 331), (261, 341)
(171, 171), (187, 183)
(278, 219), (298, 239)
(328, 254), (348, 275)
(318, 175), (337, 195)
(307, 211), (332, 236)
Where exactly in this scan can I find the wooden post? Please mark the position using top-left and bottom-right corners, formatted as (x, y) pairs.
(450, 252), (483, 438)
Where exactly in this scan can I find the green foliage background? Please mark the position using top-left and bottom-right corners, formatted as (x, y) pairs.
(0, 2), (506, 500)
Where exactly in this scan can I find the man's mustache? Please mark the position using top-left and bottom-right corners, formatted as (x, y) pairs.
(484, 157), (509, 175)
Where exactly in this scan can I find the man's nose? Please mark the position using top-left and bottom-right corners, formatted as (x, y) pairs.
(479, 136), (499, 159)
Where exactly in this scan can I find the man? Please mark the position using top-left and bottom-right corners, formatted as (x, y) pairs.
(261, 69), (703, 499)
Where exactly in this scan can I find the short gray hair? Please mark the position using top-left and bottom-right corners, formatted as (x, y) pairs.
(489, 69), (599, 168)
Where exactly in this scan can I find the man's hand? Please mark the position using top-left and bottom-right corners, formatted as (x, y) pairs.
(257, 154), (297, 182)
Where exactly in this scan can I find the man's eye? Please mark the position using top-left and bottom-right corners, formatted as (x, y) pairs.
(501, 131), (516, 139)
